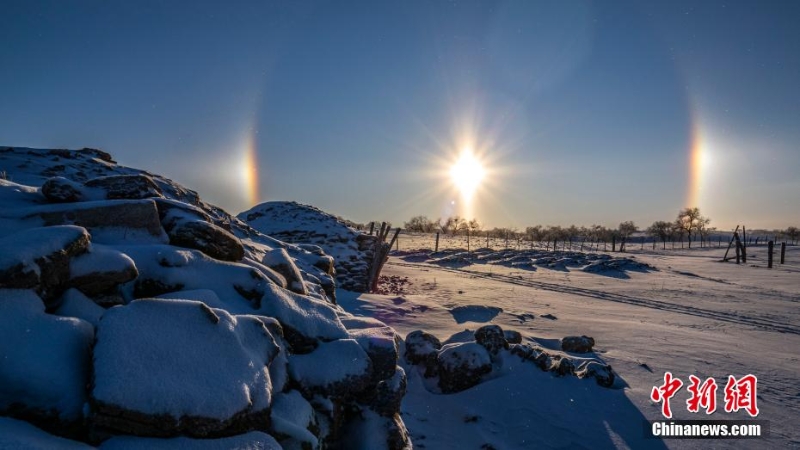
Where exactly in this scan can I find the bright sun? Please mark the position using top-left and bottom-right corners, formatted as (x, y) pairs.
(450, 149), (485, 199)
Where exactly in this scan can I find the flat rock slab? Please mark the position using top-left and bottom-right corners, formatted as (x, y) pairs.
(23, 199), (166, 239)
(92, 298), (280, 438)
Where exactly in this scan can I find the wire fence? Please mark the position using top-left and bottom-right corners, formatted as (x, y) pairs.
(391, 231), (796, 254)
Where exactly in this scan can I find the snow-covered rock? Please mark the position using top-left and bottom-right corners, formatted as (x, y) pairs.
(0, 416), (93, 450)
(0, 225), (90, 303)
(360, 366), (407, 417)
(0, 290), (93, 435)
(270, 390), (319, 449)
(239, 201), (379, 292)
(99, 432), (282, 450)
(68, 244), (138, 299)
(263, 247), (307, 295)
(348, 326), (399, 382)
(41, 176), (86, 203)
(54, 288), (106, 326)
(289, 339), (373, 398)
(473, 324), (509, 355)
(404, 330), (441, 376)
(436, 342), (492, 393)
(91, 298), (280, 438)
(561, 335), (595, 353)
(0, 147), (409, 447)
(258, 283), (348, 351)
(84, 174), (163, 200)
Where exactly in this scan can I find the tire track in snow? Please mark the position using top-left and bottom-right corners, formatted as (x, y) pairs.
(390, 261), (800, 336)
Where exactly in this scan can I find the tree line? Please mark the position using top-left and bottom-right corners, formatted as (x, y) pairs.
(403, 208), (800, 250)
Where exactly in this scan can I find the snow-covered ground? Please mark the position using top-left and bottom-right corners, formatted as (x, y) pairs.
(340, 244), (800, 449)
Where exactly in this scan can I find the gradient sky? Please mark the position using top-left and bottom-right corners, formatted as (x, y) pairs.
(2, 1), (798, 230)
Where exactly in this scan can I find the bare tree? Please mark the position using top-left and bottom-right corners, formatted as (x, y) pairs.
(403, 215), (438, 233)
(647, 221), (672, 250)
(617, 221), (638, 251)
(676, 207), (710, 248)
(786, 226), (799, 245)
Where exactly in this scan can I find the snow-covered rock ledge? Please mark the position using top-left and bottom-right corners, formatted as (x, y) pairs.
(0, 147), (410, 449)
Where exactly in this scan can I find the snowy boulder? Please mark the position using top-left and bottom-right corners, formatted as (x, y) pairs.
(99, 431), (282, 450)
(85, 174), (162, 200)
(41, 176), (86, 203)
(561, 335), (595, 353)
(575, 361), (616, 388)
(436, 342), (492, 393)
(550, 355), (576, 376)
(270, 390), (319, 449)
(154, 199), (244, 261)
(28, 199), (167, 241)
(503, 329), (523, 344)
(239, 201), (377, 293)
(348, 326), (399, 382)
(404, 330), (442, 377)
(288, 339), (373, 398)
(154, 197), (212, 228)
(360, 366), (407, 417)
(341, 409), (411, 450)
(257, 283), (348, 352)
(119, 245), (272, 309)
(263, 248), (308, 295)
(0, 290), (94, 437)
(167, 219), (245, 262)
(509, 343), (552, 371)
(0, 416), (94, 450)
(68, 245), (138, 300)
(0, 225), (90, 303)
(91, 299), (279, 438)
(474, 324), (509, 355)
(54, 289), (106, 326)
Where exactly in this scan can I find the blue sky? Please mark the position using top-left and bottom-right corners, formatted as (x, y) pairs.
(1, 1), (798, 229)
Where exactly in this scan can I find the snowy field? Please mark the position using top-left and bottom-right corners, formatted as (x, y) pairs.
(340, 243), (800, 449)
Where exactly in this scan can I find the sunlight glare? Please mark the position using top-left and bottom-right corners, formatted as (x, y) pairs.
(450, 148), (485, 199)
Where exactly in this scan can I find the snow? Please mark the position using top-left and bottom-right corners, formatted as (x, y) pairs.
(54, 288), (105, 326)
(0, 416), (93, 450)
(288, 339), (370, 389)
(69, 244), (136, 277)
(0, 289), (94, 422)
(0, 225), (88, 273)
(270, 390), (318, 448)
(258, 283), (348, 341)
(437, 342), (492, 371)
(92, 298), (278, 420)
(98, 432), (282, 450)
(338, 245), (800, 449)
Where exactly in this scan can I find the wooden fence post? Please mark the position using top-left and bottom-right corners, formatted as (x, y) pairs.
(435, 232), (440, 252)
(742, 226), (747, 263)
(781, 242), (786, 264)
(612, 235), (616, 252)
(768, 241), (774, 268)
(736, 241), (740, 264)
